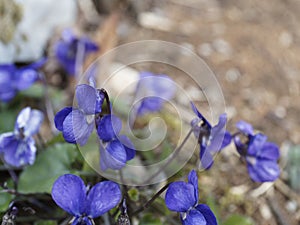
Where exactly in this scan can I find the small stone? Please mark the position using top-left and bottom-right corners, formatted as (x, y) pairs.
(198, 43), (213, 57)
(286, 200), (298, 213)
(274, 106), (287, 119)
(279, 31), (293, 48)
(225, 68), (241, 82)
(138, 11), (173, 32)
(212, 38), (232, 57)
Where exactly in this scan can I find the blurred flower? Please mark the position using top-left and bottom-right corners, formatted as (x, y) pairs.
(97, 114), (135, 170)
(0, 107), (44, 167)
(165, 170), (217, 225)
(234, 121), (280, 182)
(55, 29), (99, 75)
(190, 102), (231, 169)
(54, 84), (104, 146)
(134, 72), (176, 116)
(52, 174), (121, 225)
(0, 59), (46, 102)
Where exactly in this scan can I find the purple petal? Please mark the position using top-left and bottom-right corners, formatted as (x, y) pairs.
(0, 65), (16, 102)
(137, 97), (164, 115)
(247, 158), (280, 182)
(182, 209), (206, 225)
(99, 140), (127, 171)
(236, 120), (254, 136)
(119, 135), (136, 160)
(62, 109), (94, 146)
(165, 182), (197, 212)
(54, 107), (73, 131)
(259, 142), (280, 160)
(14, 68), (38, 91)
(0, 132), (15, 152)
(15, 107), (44, 137)
(81, 37), (99, 52)
(76, 84), (102, 114)
(97, 115), (122, 142)
(200, 148), (214, 170)
(196, 204), (218, 225)
(248, 133), (268, 156)
(51, 174), (86, 216)
(86, 181), (121, 218)
(55, 41), (76, 75)
(71, 217), (93, 225)
(3, 137), (36, 167)
(188, 170), (199, 202)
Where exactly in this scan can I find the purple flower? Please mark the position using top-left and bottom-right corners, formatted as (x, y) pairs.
(52, 174), (121, 225)
(234, 121), (280, 182)
(134, 72), (176, 116)
(0, 59), (45, 102)
(0, 107), (44, 167)
(190, 103), (231, 169)
(55, 29), (99, 75)
(97, 115), (135, 171)
(165, 170), (217, 225)
(54, 84), (104, 146)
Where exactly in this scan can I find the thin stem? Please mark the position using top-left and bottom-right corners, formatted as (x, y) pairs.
(100, 88), (111, 114)
(144, 128), (193, 184)
(131, 183), (170, 216)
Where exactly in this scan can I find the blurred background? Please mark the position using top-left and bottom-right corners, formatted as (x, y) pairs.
(1, 0), (300, 224)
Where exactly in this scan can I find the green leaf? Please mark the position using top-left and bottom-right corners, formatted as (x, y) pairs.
(20, 83), (44, 98)
(128, 188), (139, 202)
(0, 189), (13, 212)
(0, 109), (18, 133)
(223, 214), (254, 225)
(18, 143), (78, 194)
(139, 213), (163, 225)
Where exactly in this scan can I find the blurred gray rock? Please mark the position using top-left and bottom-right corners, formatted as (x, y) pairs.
(0, 0), (77, 63)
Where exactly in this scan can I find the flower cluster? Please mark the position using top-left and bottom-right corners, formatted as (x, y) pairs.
(52, 174), (121, 225)
(0, 59), (45, 102)
(0, 107), (44, 167)
(233, 121), (280, 182)
(55, 29), (99, 75)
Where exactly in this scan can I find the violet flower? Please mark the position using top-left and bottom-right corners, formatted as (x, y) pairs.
(0, 59), (45, 102)
(234, 120), (280, 182)
(52, 174), (121, 225)
(0, 107), (44, 167)
(190, 102), (231, 169)
(97, 114), (135, 171)
(165, 170), (217, 225)
(54, 84), (104, 146)
(55, 29), (99, 75)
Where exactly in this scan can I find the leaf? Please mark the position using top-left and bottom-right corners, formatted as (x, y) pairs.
(34, 220), (57, 225)
(139, 213), (163, 225)
(223, 214), (254, 225)
(0, 109), (18, 133)
(18, 143), (78, 194)
(128, 188), (139, 202)
(20, 83), (44, 98)
(0, 189), (13, 212)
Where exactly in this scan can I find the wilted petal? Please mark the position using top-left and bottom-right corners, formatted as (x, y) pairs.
(100, 140), (127, 171)
(3, 137), (36, 167)
(165, 182), (197, 212)
(247, 158), (280, 182)
(97, 115), (122, 142)
(182, 209), (206, 225)
(51, 174), (86, 216)
(188, 170), (198, 202)
(62, 109), (94, 146)
(54, 107), (73, 131)
(76, 84), (101, 115)
(236, 120), (254, 136)
(196, 204), (218, 225)
(119, 135), (136, 160)
(86, 181), (121, 218)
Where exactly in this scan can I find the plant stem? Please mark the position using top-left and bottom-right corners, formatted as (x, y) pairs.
(131, 183), (170, 216)
(144, 128), (193, 184)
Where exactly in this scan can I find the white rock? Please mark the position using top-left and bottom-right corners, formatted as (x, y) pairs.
(138, 11), (174, 32)
(212, 38), (232, 57)
(0, 0), (77, 63)
(225, 68), (241, 82)
(198, 43), (213, 57)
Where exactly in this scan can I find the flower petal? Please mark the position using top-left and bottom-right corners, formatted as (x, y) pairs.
(54, 107), (73, 131)
(62, 109), (94, 146)
(188, 170), (198, 202)
(259, 142), (280, 160)
(248, 133), (268, 156)
(76, 84), (102, 114)
(0, 65), (16, 102)
(3, 137), (36, 167)
(196, 204), (218, 225)
(86, 181), (121, 218)
(99, 140), (127, 171)
(0, 132), (15, 153)
(119, 135), (136, 160)
(15, 68), (38, 91)
(97, 115), (122, 142)
(247, 158), (280, 182)
(236, 120), (254, 136)
(51, 174), (86, 216)
(165, 182), (197, 212)
(182, 209), (206, 225)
